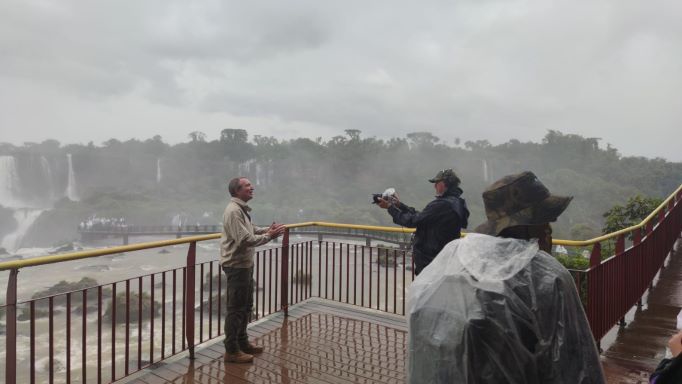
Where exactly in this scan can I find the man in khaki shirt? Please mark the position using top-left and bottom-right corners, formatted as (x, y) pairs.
(222, 177), (284, 363)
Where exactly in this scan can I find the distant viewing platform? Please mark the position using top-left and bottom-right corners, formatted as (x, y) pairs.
(78, 224), (414, 248)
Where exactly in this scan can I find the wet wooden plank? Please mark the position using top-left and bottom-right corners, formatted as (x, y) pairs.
(124, 300), (407, 383)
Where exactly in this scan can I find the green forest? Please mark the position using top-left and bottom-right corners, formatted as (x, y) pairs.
(1, 129), (680, 247)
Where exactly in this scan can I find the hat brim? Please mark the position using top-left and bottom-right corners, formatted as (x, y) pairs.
(428, 178), (440, 183)
(474, 195), (573, 236)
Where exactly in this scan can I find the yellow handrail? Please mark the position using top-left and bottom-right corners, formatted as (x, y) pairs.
(0, 184), (679, 272)
(287, 221), (415, 233)
(552, 183), (682, 247)
(0, 234), (219, 271)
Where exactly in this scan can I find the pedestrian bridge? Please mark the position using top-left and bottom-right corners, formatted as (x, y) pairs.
(1, 184), (681, 383)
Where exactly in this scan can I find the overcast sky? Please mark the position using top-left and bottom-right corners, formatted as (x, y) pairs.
(1, 0), (681, 161)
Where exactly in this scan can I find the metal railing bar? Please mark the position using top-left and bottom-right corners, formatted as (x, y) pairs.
(161, 272), (166, 359)
(124, 280), (130, 376)
(97, 286), (102, 384)
(150, 273), (155, 364)
(30, 300), (35, 384)
(111, 283), (116, 381)
(137, 277), (142, 370)
(81, 289), (87, 384)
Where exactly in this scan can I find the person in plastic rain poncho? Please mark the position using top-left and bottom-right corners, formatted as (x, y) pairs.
(407, 171), (605, 384)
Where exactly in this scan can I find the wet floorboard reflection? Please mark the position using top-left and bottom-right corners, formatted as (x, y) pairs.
(129, 299), (407, 383)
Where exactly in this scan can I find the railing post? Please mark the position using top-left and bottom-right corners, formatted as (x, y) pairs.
(281, 228), (290, 316)
(5, 268), (18, 384)
(614, 234), (627, 327)
(589, 242), (601, 268)
(645, 221), (655, 290)
(587, 242), (601, 345)
(185, 241), (196, 359)
(615, 234), (625, 256)
(633, 227), (642, 245)
(633, 228), (644, 309)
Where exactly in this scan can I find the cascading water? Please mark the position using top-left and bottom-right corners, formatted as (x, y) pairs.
(156, 158), (162, 183)
(481, 159), (490, 182)
(41, 155), (55, 200)
(0, 155), (47, 253)
(238, 159), (255, 176)
(267, 163), (274, 186)
(482, 159), (491, 183)
(0, 155), (22, 208)
(65, 153), (79, 201)
(255, 163), (262, 186)
(1, 208), (44, 252)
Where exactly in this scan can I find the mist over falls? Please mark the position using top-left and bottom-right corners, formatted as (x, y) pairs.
(0, 153), (79, 252)
(0, 130), (680, 252)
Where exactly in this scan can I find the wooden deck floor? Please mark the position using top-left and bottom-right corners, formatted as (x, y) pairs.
(123, 299), (407, 384)
(123, 241), (682, 384)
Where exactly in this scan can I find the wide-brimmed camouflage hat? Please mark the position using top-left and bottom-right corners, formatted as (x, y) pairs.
(428, 168), (460, 184)
(474, 171), (573, 236)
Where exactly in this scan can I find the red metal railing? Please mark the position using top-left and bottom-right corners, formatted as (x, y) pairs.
(593, 191), (681, 341)
(315, 241), (415, 315)
(568, 189), (682, 343)
(0, 236), (311, 384)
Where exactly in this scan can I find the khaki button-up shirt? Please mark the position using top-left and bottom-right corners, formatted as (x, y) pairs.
(220, 197), (271, 268)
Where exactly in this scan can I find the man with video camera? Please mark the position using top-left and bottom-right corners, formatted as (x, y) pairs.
(377, 168), (469, 275)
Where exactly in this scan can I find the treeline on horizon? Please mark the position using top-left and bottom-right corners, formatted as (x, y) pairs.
(1, 129), (681, 247)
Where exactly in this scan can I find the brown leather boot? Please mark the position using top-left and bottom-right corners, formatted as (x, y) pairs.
(240, 343), (264, 355)
(223, 351), (254, 363)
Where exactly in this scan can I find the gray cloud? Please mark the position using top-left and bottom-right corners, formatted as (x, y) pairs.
(1, 0), (681, 161)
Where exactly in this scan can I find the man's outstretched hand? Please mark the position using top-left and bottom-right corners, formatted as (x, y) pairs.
(267, 223), (286, 238)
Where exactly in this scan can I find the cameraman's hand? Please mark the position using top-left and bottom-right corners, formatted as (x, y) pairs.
(377, 198), (392, 209)
(391, 192), (400, 206)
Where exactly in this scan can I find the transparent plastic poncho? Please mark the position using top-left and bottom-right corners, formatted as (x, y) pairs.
(407, 234), (605, 383)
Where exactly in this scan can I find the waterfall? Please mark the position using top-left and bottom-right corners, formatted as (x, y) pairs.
(267, 162), (274, 186)
(255, 163), (262, 186)
(238, 159), (256, 177)
(171, 214), (184, 228)
(482, 159), (489, 182)
(488, 160), (493, 182)
(238, 161), (247, 175)
(41, 155), (55, 200)
(0, 156), (47, 252)
(156, 158), (162, 183)
(65, 153), (79, 201)
(0, 155), (22, 208)
(1, 208), (44, 252)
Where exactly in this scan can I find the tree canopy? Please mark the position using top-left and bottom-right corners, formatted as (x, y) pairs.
(1, 130), (680, 247)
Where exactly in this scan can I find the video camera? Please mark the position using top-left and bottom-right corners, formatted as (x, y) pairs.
(371, 187), (397, 204)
